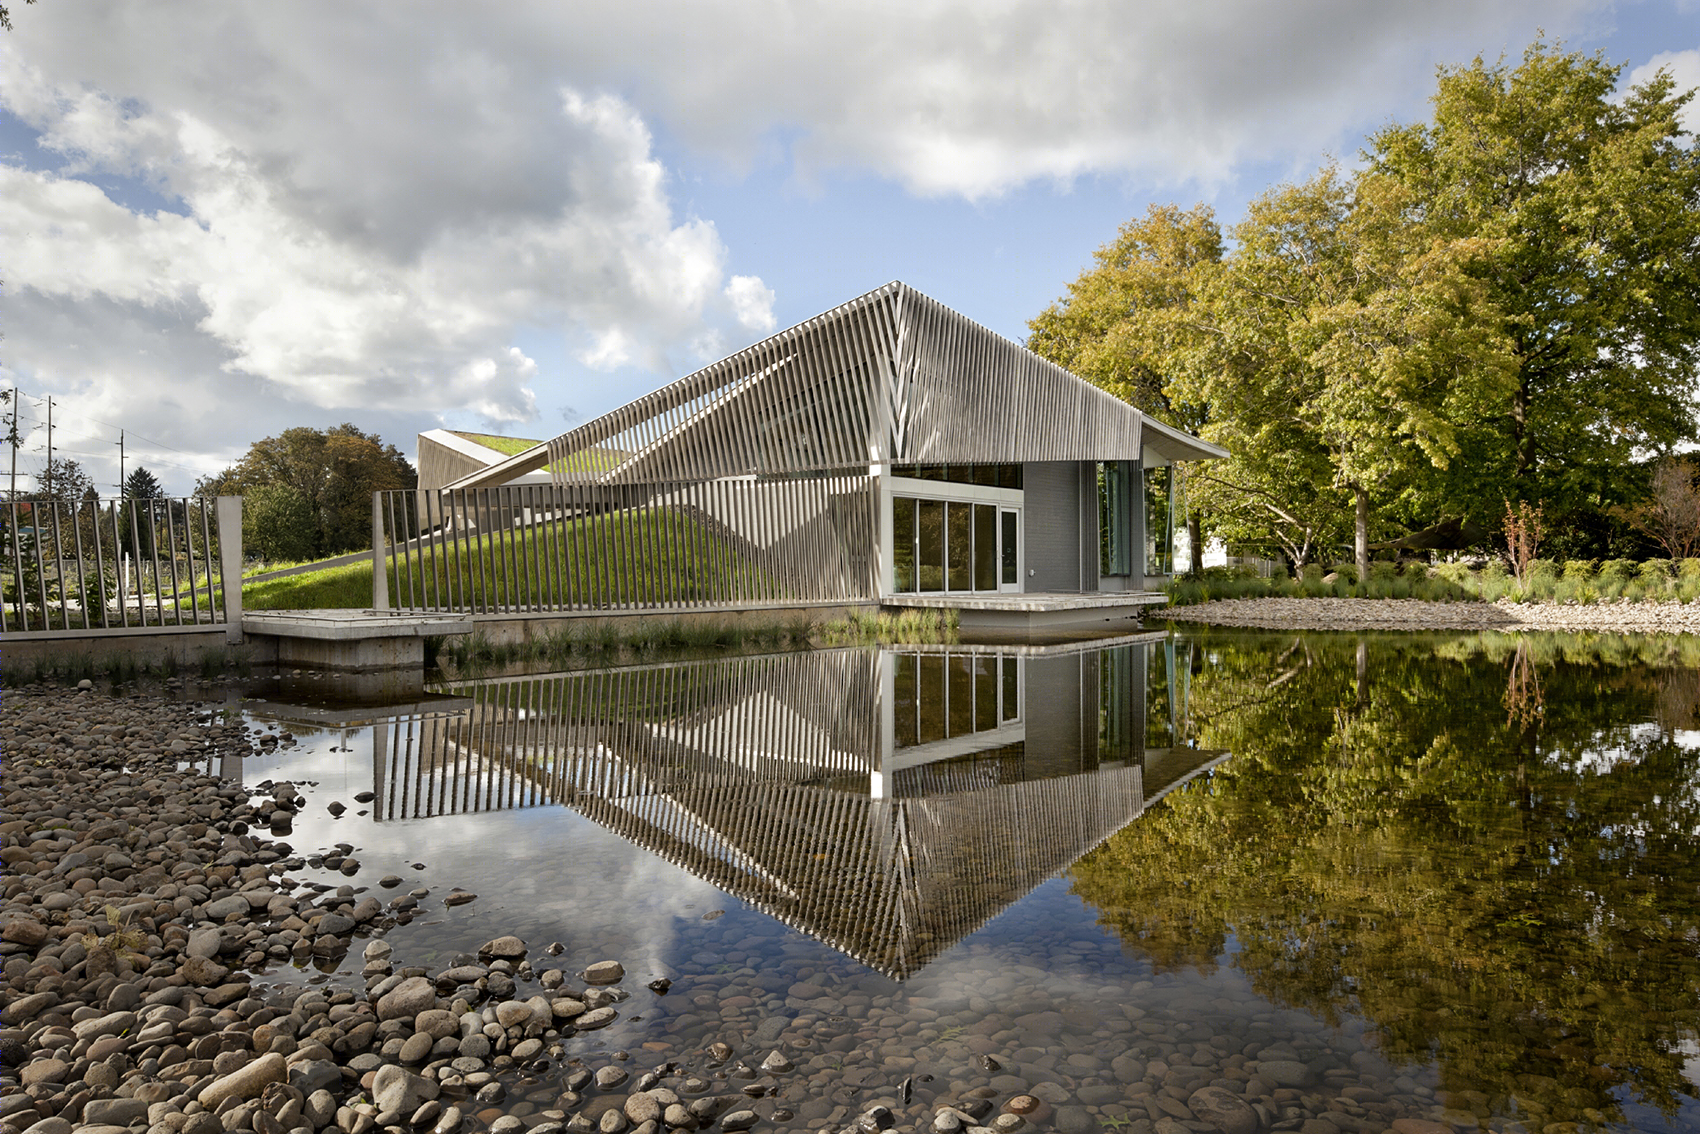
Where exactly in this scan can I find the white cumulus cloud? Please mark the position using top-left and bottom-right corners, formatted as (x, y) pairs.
(1627, 47), (1700, 133)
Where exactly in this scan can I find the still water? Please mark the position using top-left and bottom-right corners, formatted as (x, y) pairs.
(217, 629), (1700, 1134)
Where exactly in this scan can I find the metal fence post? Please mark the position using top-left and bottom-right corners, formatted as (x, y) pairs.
(217, 496), (243, 644)
(372, 491), (390, 611)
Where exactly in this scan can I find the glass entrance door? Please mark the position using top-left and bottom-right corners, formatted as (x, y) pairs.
(998, 508), (1021, 592)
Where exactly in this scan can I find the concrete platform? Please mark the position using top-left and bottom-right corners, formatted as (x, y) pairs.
(242, 609), (473, 672)
(882, 590), (1169, 634)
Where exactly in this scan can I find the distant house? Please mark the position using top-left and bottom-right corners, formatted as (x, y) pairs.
(409, 282), (1224, 616)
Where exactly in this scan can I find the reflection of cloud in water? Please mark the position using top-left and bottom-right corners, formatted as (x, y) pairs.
(226, 717), (726, 978)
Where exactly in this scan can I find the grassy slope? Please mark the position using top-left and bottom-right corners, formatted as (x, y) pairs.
(450, 431), (627, 474)
(243, 509), (774, 610)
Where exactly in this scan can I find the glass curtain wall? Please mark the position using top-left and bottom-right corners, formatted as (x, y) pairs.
(1144, 465), (1174, 576)
(1098, 461), (1133, 577)
(892, 652), (1024, 750)
(890, 466), (1019, 595)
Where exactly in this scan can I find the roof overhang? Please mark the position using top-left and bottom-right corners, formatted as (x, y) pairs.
(1141, 417), (1228, 465)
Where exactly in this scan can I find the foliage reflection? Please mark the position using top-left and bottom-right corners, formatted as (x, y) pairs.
(1075, 630), (1700, 1131)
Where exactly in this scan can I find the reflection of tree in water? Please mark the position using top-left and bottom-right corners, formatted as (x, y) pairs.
(1069, 631), (1700, 1130)
(1502, 638), (1543, 730)
(1655, 664), (1700, 734)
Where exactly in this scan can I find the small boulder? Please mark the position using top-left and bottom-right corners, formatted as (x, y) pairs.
(180, 955), (230, 986)
(1187, 1086), (1258, 1134)
(479, 935), (526, 960)
(198, 1051), (286, 1110)
(373, 1064), (437, 1116)
(377, 977), (438, 1021)
(2, 919), (48, 947)
(584, 960), (624, 985)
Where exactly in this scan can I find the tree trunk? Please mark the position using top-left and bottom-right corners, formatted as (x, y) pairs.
(1512, 375), (1533, 479)
(1353, 483), (1369, 581)
(1188, 513), (1204, 576)
(1355, 638), (1369, 712)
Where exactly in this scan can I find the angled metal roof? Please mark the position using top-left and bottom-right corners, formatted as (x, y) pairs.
(445, 282), (1222, 490)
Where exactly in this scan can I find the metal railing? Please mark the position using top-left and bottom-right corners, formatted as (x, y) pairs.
(2, 496), (241, 638)
(373, 478), (877, 614)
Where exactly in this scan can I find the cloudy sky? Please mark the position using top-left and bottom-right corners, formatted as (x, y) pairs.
(2, 1), (1695, 495)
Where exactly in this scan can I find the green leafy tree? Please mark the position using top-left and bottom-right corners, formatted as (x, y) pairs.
(1029, 204), (1223, 572)
(198, 424), (416, 557)
(242, 484), (317, 563)
(1179, 166), (1511, 576)
(1367, 41), (1700, 547)
(38, 457), (93, 504)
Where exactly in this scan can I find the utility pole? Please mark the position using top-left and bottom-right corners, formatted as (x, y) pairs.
(117, 430), (125, 496)
(44, 396), (53, 498)
(5, 388), (18, 501)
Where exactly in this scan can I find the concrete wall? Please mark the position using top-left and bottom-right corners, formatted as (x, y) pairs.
(417, 433), (496, 493)
(1021, 652), (1095, 776)
(1021, 461), (1106, 593)
(1023, 462), (1083, 591)
(0, 631), (267, 679)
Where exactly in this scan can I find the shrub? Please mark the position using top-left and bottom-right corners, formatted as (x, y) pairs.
(1598, 558), (1636, 583)
(1368, 561), (1398, 583)
(1433, 561), (1472, 586)
(1300, 563), (1324, 582)
(1481, 558), (1508, 580)
(1328, 562), (1359, 585)
(1638, 559), (1673, 584)
(1390, 578), (1412, 599)
(1680, 558), (1700, 580)
(1562, 559), (1597, 581)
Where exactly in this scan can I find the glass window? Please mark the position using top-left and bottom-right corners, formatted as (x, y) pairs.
(1001, 656), (1021, 722)
(893, 496), (916, 592)
(974, 656), (997, 731)
(973, 504), (997, 591)
(919, 654), (946, 744)
(1099, 461), (1132, 577)
(895, 652), (918, 748)
(946, 502), (972, 591)
(1001, 510), (1018, 586)
(947, 655), (974, 737)
(1144, 465), (1173, 576)
(917, 500), (944, 592)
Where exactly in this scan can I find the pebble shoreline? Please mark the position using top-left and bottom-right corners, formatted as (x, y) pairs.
(1, 682), (1570, 1134)
(1162, 596), (1700, 634)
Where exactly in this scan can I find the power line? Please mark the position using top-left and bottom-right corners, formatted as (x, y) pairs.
(17, 448), (205, 473)
(73, 412), (191, 455)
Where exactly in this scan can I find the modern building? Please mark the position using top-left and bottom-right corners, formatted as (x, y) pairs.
(405, 282), (1224, 626)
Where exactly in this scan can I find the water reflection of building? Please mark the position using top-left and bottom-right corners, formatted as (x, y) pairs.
(374, 637), (1223, 977)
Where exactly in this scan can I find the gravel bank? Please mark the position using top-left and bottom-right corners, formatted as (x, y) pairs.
(0, 685), (775, 1134)
(1163, 596), (1700, 634)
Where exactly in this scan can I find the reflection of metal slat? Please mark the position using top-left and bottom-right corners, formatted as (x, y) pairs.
(380, 644), (1217, 978)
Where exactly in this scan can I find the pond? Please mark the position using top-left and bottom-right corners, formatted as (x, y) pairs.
(212, 628), (1700, 1134)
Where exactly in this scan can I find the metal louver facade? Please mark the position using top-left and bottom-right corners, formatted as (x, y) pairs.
(388, 283), (1224, 614)
(526, 281), (1151, 487)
